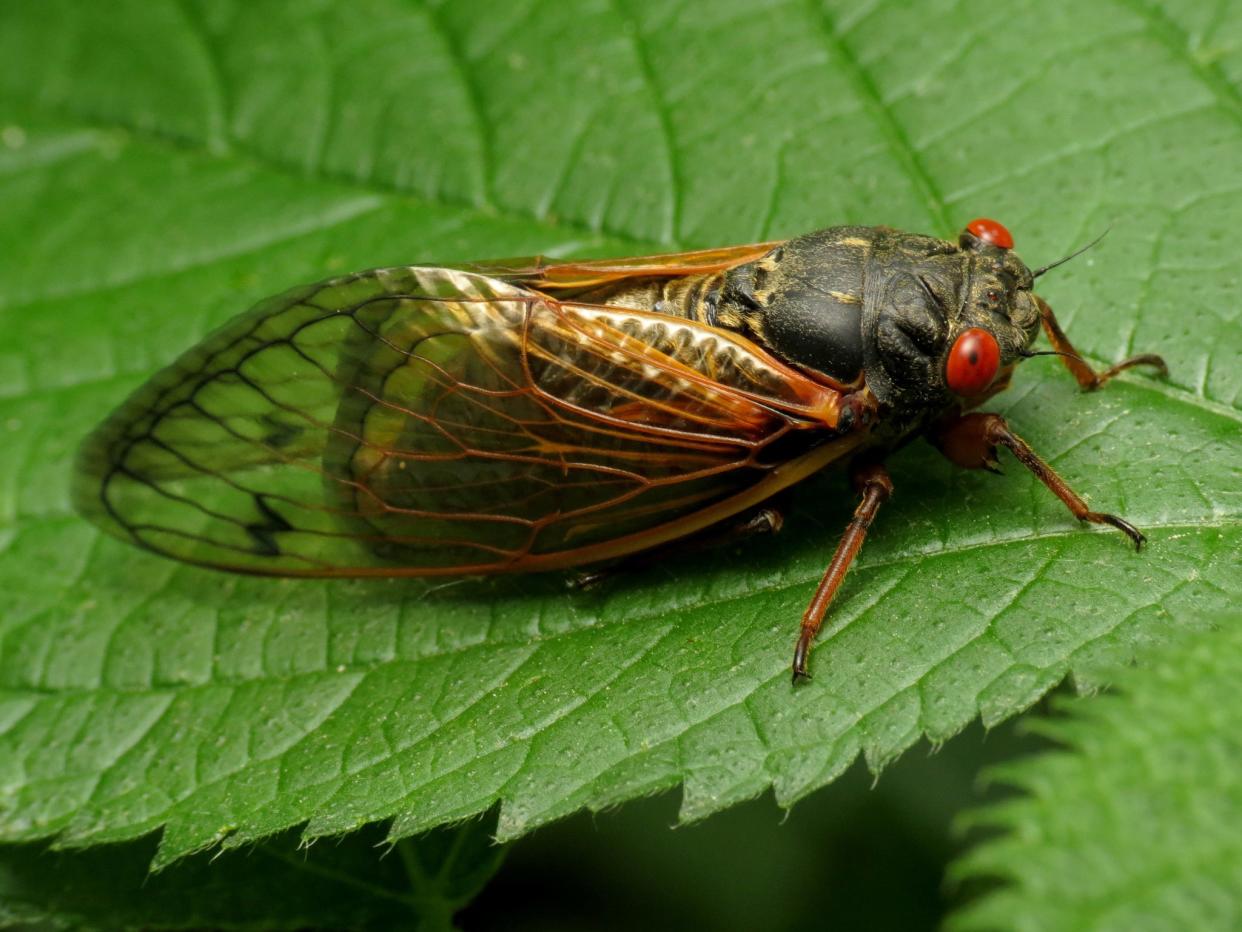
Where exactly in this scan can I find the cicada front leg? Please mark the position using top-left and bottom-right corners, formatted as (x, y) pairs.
(1034, 296), (1168, 390)
(792, 461), (893, 683)
(930, 411), (1145, 550)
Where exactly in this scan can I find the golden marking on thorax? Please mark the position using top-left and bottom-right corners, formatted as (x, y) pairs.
(828, 290), (861, 304)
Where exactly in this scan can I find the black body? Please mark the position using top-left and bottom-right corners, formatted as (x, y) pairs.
(712, 225), (1041, 411)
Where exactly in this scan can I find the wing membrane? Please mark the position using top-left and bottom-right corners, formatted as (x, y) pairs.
(75, 265), (853, 575)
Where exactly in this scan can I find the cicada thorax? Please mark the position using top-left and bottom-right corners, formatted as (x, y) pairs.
(714, 226), (883, 388)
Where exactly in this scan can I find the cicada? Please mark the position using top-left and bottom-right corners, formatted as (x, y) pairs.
(74, 219), (1167, 679)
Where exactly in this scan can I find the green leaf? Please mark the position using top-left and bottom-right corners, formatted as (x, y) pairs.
(0, 0), (1238, 871)
(0, 816), (502, 931)
(947, 622), (1242, 930)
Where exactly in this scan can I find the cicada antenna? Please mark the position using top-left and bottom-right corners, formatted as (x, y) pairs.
(1031, 228), (1111, 278)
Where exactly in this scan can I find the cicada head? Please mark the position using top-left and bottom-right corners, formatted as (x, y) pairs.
(942, 218), (1043, 393)
(861, 218), (1042, 411)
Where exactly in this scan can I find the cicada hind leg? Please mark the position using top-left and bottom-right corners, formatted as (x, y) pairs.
(792, 461), (893, 683)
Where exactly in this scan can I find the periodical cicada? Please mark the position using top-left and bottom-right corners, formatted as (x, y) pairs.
(74, 219), (1168, 680)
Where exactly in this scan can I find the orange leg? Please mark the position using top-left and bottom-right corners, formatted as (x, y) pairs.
(792, 461), (892, 682)
(931, 411), (1144, 549)
(1035, 296), (1167, 389)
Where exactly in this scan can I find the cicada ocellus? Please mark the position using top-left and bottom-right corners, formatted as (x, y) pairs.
(74, 219), (1167, 679)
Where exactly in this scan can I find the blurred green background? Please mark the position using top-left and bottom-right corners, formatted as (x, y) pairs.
(463, 720), (1042, 930)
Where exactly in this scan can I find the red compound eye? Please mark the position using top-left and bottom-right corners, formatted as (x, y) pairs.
(966, 218), (1014, 250)
(945, 328), (1000, 396)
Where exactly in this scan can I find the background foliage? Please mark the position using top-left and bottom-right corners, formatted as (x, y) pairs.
(951, 621), (1242, 932)
(0, 0), (1238, 927)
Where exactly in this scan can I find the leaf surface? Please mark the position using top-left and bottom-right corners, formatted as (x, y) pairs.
(0, 0), (1238, 867)
(949, 622), (1242, 930)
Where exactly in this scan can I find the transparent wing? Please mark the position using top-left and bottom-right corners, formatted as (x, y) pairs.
(74, 266), (855, 576)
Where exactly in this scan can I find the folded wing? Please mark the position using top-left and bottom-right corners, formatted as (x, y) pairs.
(74, 266), (852, 575)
